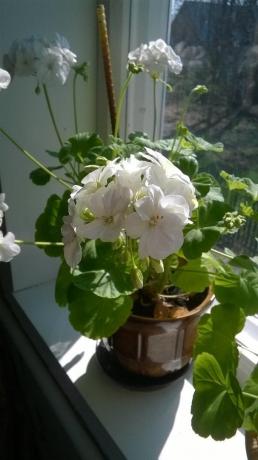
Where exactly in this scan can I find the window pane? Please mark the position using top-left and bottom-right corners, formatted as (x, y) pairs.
(164, 0), (258, 255)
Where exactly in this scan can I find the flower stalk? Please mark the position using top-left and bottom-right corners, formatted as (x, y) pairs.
(15, 240), (63, 247)
(42, 84), (64, 147)
(72, 72), (79, 134)
(152, 77), (157, 141)
(0, 127), (72, 190)
(114, 71), (133, 139)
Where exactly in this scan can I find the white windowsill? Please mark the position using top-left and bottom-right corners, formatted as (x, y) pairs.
(14, 280), (248, 460)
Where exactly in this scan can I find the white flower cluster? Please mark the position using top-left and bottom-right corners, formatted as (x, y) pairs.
(0, 194), (20, 262)
(5, 34), (77, 85)
(0, 68), (11, 91)
(128, 38), (183, 77)
(62, 149), (197, 267)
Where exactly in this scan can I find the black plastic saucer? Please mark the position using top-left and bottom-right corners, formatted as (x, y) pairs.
(96, 340), (189, 391)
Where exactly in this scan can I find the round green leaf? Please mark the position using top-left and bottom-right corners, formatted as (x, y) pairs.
(183, 227), (222, 259)
(68, 291), (133, 339)
(30, 168), (51, 185)
(192, 353), (244, 440)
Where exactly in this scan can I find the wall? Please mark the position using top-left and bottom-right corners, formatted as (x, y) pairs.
(0, 0), (98, 291)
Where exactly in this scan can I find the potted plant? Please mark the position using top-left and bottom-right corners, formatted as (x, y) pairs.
(0, 22), (258, 448)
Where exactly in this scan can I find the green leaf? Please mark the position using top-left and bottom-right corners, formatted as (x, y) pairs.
(220, 170), (248, 191)
(73, 269), (133, 298)
(73, 61), (88, 81)
(183, 227), (222, 259)
(229, 255), (258, 271)
(77, 240), (134, 298)
(172, 257), (211, 292)
(193, 173), (217, 197)
(243, 178), (258, 202)
(69, 132), (103, 156)
(58, 132), (103, 165)
(191, 353), (244, 440)
(204, 186), (225, 203)
(55, 261), (73, 306)
(244, 365), (258, 399)
(30, 165), (63, 185)
(198, 200), (231, 227)
(35, 191), (69, 257)
(194, 304), (245, 374)
(186, 132), (224, 153)
(220, 171), (258, 202)
(128, 131), (149, 141)
(243, 365), (258, 432)
(59, 144), (72, 164)
(215, 270), (258, 315)
(132, 136), (175, 152)
(176, 155), (199, 178)
(30, 168), (51, 185)
(68, 290), (133, 339)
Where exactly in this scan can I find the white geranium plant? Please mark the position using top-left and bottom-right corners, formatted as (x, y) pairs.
(1, 31), (258, 443)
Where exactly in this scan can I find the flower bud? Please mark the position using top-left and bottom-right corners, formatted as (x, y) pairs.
(95, 156), (108, 166)
(131, 267), (143, 290)
(83, 164), (99, 174)
(80, 208), (94, 222)
(191, 85), (208, 95)
(127, 62), (143, 74)
(150, 258), (164, 273)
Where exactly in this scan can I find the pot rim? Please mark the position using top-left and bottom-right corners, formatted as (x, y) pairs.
(130, 286), (214, 323)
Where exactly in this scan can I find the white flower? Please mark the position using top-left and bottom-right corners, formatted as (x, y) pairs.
(35, 34), (77, 84)
(6, 36), (46, 76)
(81, 161), (120, 191)
(142, 148), (197, 212)
(78, 183), (131, 242)
(0, 231), (21, 262)
(35, 46), (64, 84)
(128, 39), (182, 76)
(54, 33), (77, 67)
(35, 45), (75, 85)
(6, 34), (76, 84)
(0, 193), (9, 214)
(117, 155), (149, 193)
(0, 193), (9, 227)
(0, 68), (11, 90)
(125, 184), (190, 260)
(61, 199), (82, 268)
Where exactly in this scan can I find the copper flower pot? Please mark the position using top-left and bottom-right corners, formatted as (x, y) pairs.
(245, 432), (258, 460)
(108, 288), (213, 378)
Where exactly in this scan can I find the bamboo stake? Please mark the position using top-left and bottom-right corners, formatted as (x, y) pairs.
(97, 4), (117, 135)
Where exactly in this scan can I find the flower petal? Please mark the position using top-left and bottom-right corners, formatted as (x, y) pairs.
(125, 212), (148, 238)
(64, 238), (82, 268)
(0, 68), (11, 90)
(139, 225), (183, 260)
(0, 232), (21, 262)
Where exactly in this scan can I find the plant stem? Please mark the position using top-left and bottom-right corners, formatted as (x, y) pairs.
(127, 236), (136, 267)
(73, 72), (79, 134)
(42, 84), (63, 147)
(152, 77), (158, 141)
(15, 240), (63, 247)
(160, 292), (191, 299)
(211, 248), (234, 259)
(114, 71), (133, 139)
(243, 392), (258, 400)
(0, 127), (72, 190)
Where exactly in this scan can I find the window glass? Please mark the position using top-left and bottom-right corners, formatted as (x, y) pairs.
(165, 0), (258, 255)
